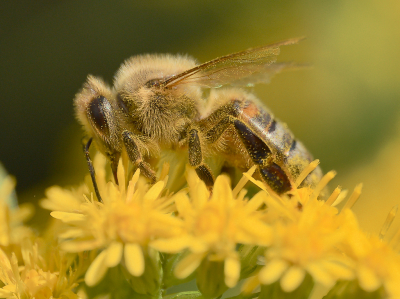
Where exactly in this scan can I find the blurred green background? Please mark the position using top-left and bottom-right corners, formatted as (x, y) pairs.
(1, 1), (400, 232)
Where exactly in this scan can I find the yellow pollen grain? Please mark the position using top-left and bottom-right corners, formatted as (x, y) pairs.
(380, 205), (398, 239)
(341, 183), (363, 212)
(325, 186), (342, 206)
(294, 159), (320, 188)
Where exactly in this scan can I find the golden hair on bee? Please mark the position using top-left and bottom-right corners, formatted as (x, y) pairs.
(113, 54), (203, 146)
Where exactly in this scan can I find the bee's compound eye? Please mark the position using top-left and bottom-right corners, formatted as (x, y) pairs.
(88, 96), (111, 134)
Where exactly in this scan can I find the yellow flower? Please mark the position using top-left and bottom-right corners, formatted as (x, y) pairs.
(0, 165), (34, 249)
(152, 166), (273, 294)
(257, 198), (354, 293)
(41, 154), (184, 288)
(338, 209), (400, 298)
(0, 240), (80, 299)
(37, 152), (400, 298)
(241, 164), (356, 296)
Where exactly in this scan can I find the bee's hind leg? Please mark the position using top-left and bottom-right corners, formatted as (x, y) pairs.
(122, 130), (157, 183)
(205, 116), (292, 195)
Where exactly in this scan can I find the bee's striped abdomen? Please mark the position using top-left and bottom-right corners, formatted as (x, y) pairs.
(235, 99), (320, 193)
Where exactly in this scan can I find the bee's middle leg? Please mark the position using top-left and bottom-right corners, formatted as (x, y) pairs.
(122, 130), (157, 183)
(188, 128), (215, 187)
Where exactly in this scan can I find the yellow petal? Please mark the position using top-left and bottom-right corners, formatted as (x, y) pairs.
(259, 258), (288, 285)
(0, 289), (12, 296)
(144, 181), (164, 202)
(174, 252), (206, 279)
(306, 262), (334, 287)
(11, 203), (34, 223)
(241, 274), (261, 294)
(150, 236), (191, 253)
(357, 264), (381, 292)
(58, 229), (85, 239)
(61, 239), (100, 252)
(243, 191), (266, 213)
(174, 192), (192, 215)
(243, 173), (268, 192)
(117, 159), (126, 195)
(193, 179), (209, 210)
(280, 266), (306, 293)
(106, 241), (123, 268)
(85, 250), (108, 287)
(320, 259), (355, 281)
(233, 165), (257, 198)
(212, 175), (232, 204)
(41, 186), (82, 211)
(239, 219), (273, 246)
(50, 211), (85, 223)
(124, 243), (144, 277)
(224, 255), (240, 288)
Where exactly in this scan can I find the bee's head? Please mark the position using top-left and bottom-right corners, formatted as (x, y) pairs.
(74, 75), (122, 164)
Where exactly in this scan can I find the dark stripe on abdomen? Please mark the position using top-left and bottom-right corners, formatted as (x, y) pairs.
(289, 139), (297, 153)
(268, 119), (276, 133)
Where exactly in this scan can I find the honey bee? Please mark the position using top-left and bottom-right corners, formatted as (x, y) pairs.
(74, 37), (323, 201)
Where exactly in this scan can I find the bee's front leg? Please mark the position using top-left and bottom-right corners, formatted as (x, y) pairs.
(83, 137), (103, 202)
(188, 128), (215, 187)
(122, 130), (157, 183)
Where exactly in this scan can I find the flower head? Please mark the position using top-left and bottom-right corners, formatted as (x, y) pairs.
(41, 154), (184, 288)
(33, 154), (400, 299)
(336, 209), (400, 298)
(0, 165), (34, 251)
(0, 240), (81, 299)
(152, 166), (272, 295)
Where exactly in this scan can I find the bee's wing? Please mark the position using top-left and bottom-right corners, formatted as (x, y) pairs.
(162, 37), (304, 89)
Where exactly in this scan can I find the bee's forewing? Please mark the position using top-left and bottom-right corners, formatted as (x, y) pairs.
(162, 37), (304, 88)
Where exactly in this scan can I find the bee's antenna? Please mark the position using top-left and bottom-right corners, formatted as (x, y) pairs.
(83, 138), (103, 203)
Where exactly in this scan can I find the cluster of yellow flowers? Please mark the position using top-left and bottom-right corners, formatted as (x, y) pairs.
(1, 156), (400, 299)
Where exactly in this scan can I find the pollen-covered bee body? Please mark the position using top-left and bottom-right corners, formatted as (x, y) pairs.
(199, 88), (321, 195)
(74, 38), (324, 198)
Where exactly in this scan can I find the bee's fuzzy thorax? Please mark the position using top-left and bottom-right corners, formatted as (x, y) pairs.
(113, 54), (202, 146)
